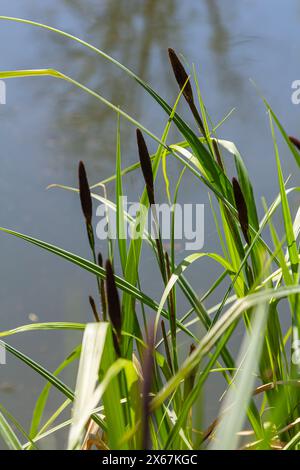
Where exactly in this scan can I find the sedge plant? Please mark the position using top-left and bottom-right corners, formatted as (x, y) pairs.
(0, 16), (299, 450)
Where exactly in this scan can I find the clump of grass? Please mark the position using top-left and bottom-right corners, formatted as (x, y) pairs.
(0, 16), (299, 451)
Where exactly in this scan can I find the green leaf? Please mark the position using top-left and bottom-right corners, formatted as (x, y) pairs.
(29, 344), (81, 440)
(115, 112), (127, 274)
(210, 302), (268, 449)
(0, 322), (85, 338)
(68, 323), (108, 449)
(269, 114), (298, 273)
(0, 409), (23, 450)
(99, 327), (128, 450)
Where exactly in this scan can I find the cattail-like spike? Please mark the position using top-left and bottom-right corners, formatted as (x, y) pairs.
(78, 161), (93, 225)
(98, 253), (107, 321)
(168, 48), (194, 104)
(141, 324), (155, 450)
(89, 295), (100, 322)
(168, 48), (205, 134)
(136, 129), (155, 206)
(232, 177), (250, 245)
(136, 130), (168, 285)
(184, 344), (198, 401)
(105, 259), (121, 334)
(98, 252), (103, 268)
(78, 161), (95, 253)
(212, 139), (224, 171)
(105, 260), (122, 354)
(289, 135), (300, 152)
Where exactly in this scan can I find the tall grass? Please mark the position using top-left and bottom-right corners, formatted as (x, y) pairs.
(0, 16), (299, 450)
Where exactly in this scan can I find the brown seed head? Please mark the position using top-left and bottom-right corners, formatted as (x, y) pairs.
(289, 135), (300, 152)
(212, 139), (224, 170)
(168, 48), (205, 134)
(105, 260), (122, 339)
(232, 177), (250, 244)
(89, 295), (100, 322)
(168, 48), (194, 104)
(136, 129), (155, 206)
(97, 252), (103, 268)
(78, 161), (92, 225)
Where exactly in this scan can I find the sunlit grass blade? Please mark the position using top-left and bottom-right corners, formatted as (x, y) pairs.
(115, 113), (127, 275)
(99, 327), (128, 449)
(0, 322), (85, 338)
(269, 113), (298, 274)
(1, 340), (106, 432)
(218, 139), (259, 230)
(210, 302), (268, 450)
(0, 409), (23, 450)
(68, 323), (109, 449)
(29, 345), (81, 443)
(0, 404), (37, 450)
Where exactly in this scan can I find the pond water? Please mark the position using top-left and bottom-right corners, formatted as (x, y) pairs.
(0, 0), (299, 449)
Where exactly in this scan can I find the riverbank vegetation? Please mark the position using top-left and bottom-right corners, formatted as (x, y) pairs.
(0, 16), (300, 450)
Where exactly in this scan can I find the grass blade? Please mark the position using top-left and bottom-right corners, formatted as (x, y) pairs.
(0, 410), (22, 450)
(210, 302), (268, 449)
(68, 323), (108, 449)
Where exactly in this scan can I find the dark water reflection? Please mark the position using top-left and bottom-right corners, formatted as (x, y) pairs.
(0, 0), (299, 448)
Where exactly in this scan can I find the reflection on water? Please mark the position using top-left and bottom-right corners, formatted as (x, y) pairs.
(204, 0), (243, 94)
(41, 0), (179, 165)
(206, 0), (230, 55)
(0, 0), (300, 448)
